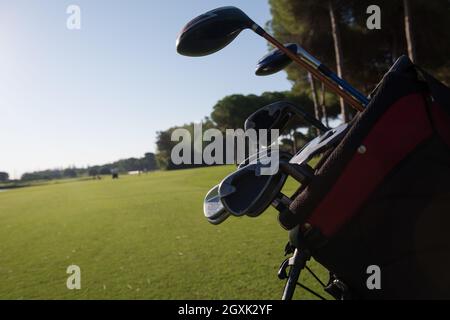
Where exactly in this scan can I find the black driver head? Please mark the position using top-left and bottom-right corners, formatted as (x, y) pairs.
(255, 43), (298, 76)
(176, 6), (255, 57)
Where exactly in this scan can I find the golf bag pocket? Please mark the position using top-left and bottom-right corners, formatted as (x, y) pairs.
(283, 56), (450, 299)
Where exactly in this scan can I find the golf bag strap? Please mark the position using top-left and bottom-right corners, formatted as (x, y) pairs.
(417, 67), (450, 115)
(416, 67), (450, 147)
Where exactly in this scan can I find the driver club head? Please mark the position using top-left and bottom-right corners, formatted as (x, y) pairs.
(176, 6), (255, 57)
(255, 43), (298, 76)
(203, 185), (230, 225)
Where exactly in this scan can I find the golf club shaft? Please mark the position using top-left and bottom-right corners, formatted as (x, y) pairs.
(257, 29), (365, 112)
(293, 46), (369, 106)
(292, 106), (329, 133)
(327, 71), (369, 106)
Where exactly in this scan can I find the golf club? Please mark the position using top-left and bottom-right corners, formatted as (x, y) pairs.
(203, 185), (230, 225)
(255, 43), (298, 77)
(244, 101), (329, 144)
(176, 6), (365, 112)
(219, 153), (314, 218)
(206, 123), (348, 223)
(289, 123), (349, 165)
(255, 44), (370, 107)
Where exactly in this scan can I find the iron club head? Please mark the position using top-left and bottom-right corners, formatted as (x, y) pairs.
(219, 162), (288, 218)
(244, 101), (329, 145)
(203, 185), (230, 225)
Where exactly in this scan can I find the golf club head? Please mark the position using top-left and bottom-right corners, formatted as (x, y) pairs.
(255, 43), (297, 76)
(290, 123), (349, 165)
(204, 185), (230, 225)
(245, 101), (327, 146)
(176, 6), (255, 57)
(238, 149), (293, 169)
(219, 161), (288, 218)
(245, 101), (294, 133)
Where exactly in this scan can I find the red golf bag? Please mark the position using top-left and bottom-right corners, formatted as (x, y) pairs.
(280, 56), (450, 299)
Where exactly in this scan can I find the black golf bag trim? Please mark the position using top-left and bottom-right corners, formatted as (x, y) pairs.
(283, 56), (450, 299)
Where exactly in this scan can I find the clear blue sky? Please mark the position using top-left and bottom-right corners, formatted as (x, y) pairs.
(0, 0), (291, 179)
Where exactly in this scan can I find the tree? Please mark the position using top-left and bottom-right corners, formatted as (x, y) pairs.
(155, 90), (340, 171)
(307, 74), (322, 135)
(269, 0), (450, 98)
(142, 153), (157, 171)
(18, 153), (160, 181)
(21, 170), (62, 182)
(88, 167), (99, 177)
(155, 120), (216, 170)
(0, 172), (9, 182)
(269, 0), (352, 121)
(99, 167), (111, 175)
(63, 168), (77, 178)
(211, 91), (338, 132)
(320, 82), (329, 127)
(403, 0), (416, 63)
(211, 94), (262, 131)
(348, 0), (450, 85)
(328, 0), (349, 122)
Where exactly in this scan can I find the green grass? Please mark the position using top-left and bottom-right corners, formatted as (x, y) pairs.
(0, 166), (329, 300)
(0, 177), (93, 190)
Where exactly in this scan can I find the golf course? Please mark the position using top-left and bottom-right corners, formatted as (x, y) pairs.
(0, 166), (328, 300)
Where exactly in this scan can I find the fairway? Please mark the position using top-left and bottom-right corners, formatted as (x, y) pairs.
(0, 166), (328, 300)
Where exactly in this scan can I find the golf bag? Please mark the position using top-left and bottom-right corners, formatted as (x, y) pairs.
(280, 56), (450, 299)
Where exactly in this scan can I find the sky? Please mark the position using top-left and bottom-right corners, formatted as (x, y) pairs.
(0, 0), (291, 179)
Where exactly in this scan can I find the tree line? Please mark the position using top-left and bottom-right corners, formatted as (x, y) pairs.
(18, 153), (157, 182)
(0, 172), (9, 183)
